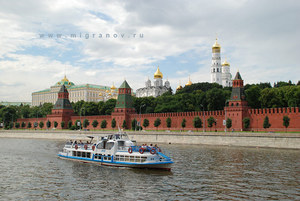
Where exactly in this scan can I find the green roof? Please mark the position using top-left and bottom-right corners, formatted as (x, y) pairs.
(119, 80), (131, 89)
(33, 89), (51, 93)
(0, 102), (31, 106)
(234, 71), (242, 80)
(33, 84), (114, 94)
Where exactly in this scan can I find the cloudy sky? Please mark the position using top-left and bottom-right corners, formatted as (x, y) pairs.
(0, 0), (299, 102)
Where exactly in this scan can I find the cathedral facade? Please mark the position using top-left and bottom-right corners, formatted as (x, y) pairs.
(210, 38), (232, 87)
(136, 67), (171, 98)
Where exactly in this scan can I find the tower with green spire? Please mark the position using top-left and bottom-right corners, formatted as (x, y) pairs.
(225, 71), (249, 131)
(47, 84), (75, 129)
(112, 80), (136, 129)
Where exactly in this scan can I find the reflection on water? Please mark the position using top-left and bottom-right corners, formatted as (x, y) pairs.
(0, 138), (299, 200)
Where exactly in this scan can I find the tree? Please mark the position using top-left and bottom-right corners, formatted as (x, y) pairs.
(46, 120), (51, 129)
(243, 118), (250, 129)
(39, 121), (44, 129)
(92, 120), (99, 130)
(166, 117), (172, 129)
(143, 119), (149, 130)
(206, 88), (228, 111)
(54, 121), (58, 128)
(283, 116), (290, 132)
(193, 116), (202, 131)
(122, 120), (127, 129)
(131, 119), (137, 130)
(154, 118), (161, 131)
(9, 122), (14, 129)
(83, 119), (89, 128)
(15, 122), (20, 129)
(34, 122), (38, 129)
(207, 117), (216, 131)
(226, 118), (232, 129)
(263, 116), (271, 130)
(101, 120), (107, 130)
(245, 86), (262, 108)
(61, 121), (65, 129)
(181, 118), (186, 131)
(27, 122), (32, 128)
(111, 118), (116, 130)
(21, 122), (26, 129)
(68, 120), (73, 129)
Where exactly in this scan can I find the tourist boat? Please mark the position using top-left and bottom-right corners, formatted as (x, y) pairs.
(58, 132), (173, 170)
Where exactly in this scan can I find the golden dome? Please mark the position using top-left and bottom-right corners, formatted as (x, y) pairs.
(61, 75), (69, 82)
(108, 93), (112, 96)
(185, 77), (192, 86)
(222, 58), (230, 66)
(154, 66), (163, 79)
(105, 90), (109, 93)
(99, 92), (103, 96)
(111, 83), (116, 90)
(212, 38), (221, 49)
(176, 85), (183, 90)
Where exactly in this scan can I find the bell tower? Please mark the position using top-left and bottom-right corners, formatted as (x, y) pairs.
(211, 38), (222, 85)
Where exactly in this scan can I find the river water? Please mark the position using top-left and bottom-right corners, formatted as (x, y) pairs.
(0, 138), (299, 200)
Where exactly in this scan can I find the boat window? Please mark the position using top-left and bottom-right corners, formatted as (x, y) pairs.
(77, 152), (81, 157)
(72, 151), (76, 156)
(87, 153), (91, 158)
(82, 152), (86, 158)
(118, 141), (125, 148)
(97, 141), (106, 149)
(106, 142), (114, 150)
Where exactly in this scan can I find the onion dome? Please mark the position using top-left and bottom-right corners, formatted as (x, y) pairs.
(222, 58), (230, 66)
(55, 75), (75, 86)
(176, 85), (183, 90)
(154, 66), (163, 79)
(111, 83), (116, 90)
(212, 38), (221, 49)
(99, 92), (103, 96)
(176, 81), (183, 90)
(185, 77), (192, 86)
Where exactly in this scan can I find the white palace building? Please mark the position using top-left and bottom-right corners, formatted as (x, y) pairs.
(31, 75), (118, 106)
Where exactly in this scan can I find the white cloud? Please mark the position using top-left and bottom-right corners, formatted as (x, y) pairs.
(0, 0), (300, 101)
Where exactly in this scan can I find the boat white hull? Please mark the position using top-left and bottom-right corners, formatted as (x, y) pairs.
(58, 154), (172, 171)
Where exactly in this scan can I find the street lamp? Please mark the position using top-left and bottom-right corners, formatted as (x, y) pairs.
(79, 107), (85, 130)
(224, 101), (228, 133)
(139, 104), (145, 131)
(200, 104), (205, 132)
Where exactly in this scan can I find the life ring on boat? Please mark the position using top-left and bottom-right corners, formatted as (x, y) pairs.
(128, 147), (133, 154)
(92, 145), (95, 151)
(150, 148), (156, 155)
(139, 148), (145, 154)
(84, 144), (88, 150)
(75, 144), (78, 150)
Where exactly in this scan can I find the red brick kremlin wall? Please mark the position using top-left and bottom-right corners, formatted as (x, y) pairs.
(17, 107), (300, 132)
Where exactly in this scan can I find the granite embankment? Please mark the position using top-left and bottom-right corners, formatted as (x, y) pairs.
(1, 130), (300, 149)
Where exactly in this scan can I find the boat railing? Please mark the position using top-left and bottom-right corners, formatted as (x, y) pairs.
(119, 145), (163, 153)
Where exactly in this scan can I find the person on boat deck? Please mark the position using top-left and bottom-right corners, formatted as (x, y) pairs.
(86, 141), (89, 144)
(79, 140), (83, 145)
(74, 141), (77, 144)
